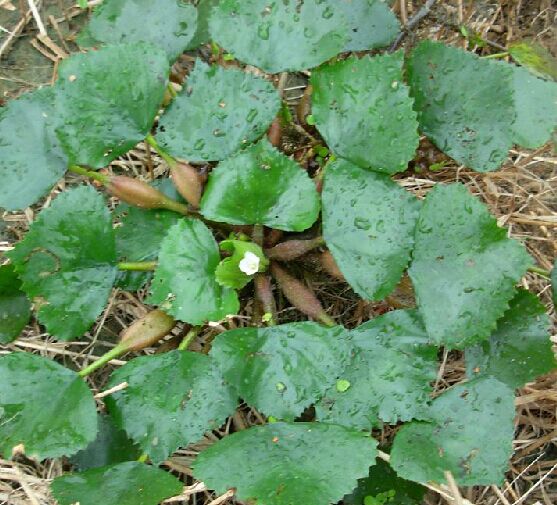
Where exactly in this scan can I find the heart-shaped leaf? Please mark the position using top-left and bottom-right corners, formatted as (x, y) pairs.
(0, 87), (67, 210)
(106, 350), (237, 463)
(54, 43), (169, 168)
(0, 352), (97, 460)
(409, 183), (532, 348)
(200, 139), (320, 231)
(390, 377), (515, 486)
(466, 289), (555, 388)
(322, 159), (420, 300)
(193, 422), (378, 505)
(51, 461), (183, 505)
(311, 52), (419, 174)
(511, 64), (557, 148)
(7, 186), (117, 340)
(210, 323), (352, 420)
(407, 41), (515, 172)
(78, 0), (197, 61)
(156, 60), (280, 162)
(209, 0), (348, 73)
(0, 265), (31, 344)
(147, 219), (239, 324)
(337, 0), (400, 52)
(316, 310), (438, 429)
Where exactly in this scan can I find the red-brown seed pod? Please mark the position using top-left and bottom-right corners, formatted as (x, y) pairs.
(254, 273), (277, 324)
(170, 161), (204, 208)
(267, 117), (282, 147)
(320, 251), (345, 281)
(120, 310), (176, 352)
(265, 237), (324, 261)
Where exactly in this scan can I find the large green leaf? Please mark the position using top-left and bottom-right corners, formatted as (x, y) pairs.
(193, 422), (378, 505)
(511, 64), (557, 149)
(322, 159), (419, 300)
(407, 41), (516, 172)
(409, 183), (532, 348)
(156, 60), (280, 162)
(466, 289), (555, 388)
(54, 43), (169, 168)
(0, 352), (97, 460)
(210, 323), (352, 420)
(337, 0), (400, 52)
(0, 265), (31, 344)
(200, 139), (320, 231)
(316, 310), (437, 429)
(7, 186), (117, 340)
(209, 0), (348, 73)
(147, 219), (239, 324)
(106, 350), (237, 463)
(311, 52), (418, 174)
(79, 0), (197, 61)
(0, 87), (67, 210)
(390, 377), (515, 486)
(51, 461), (183, 505)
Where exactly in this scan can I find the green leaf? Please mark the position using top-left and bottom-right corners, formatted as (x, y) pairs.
(511, 64), (557, 149)
(51, 461), (183, 505)
(407, 41), (515, 172)
(209, 0), (348, 73)
(7, 186), (117, 340)
(311, 53), (418, 174)
(0, 352), (97, 460)
(0, 87), (67, 210)
(105, 350), (237, 463)
(200, 139), (320, 231)
(409, 183), (532, 348)
(322, 159), (419, 300)
(337, 0), (400, 52)
(209, 323), (352, 420)
(54, 43), (169, 168)
(0, 265), (31, 344)
(193, 422), (378, 505)
(509, 40), (557, 81)
(156, 60), (280, 162)
(215, 239), (269, 289)
(147, 218), (239, 324)
(78, 0), (197, 62)
(316, 310), (438, 429)
(466, 289), (556, 388)
(344, 459), (425, 505)
(187, 0), (219, 49)
(70, 414), (141, 471)
(390, 377), (515, 486)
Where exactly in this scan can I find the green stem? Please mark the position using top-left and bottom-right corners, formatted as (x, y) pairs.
(482, 51), (509, 59)
(318, 313), (336, 328)
(252, 224), (264, 247)
(178, 326), (201, 351)
(166, 83), (177, 98)
(528, 266), (551, 278)
(78, 343), (127, 378)
(117, 261), (158, 272)
(69, 165), (109, 184)
(145, 134), (177, 168)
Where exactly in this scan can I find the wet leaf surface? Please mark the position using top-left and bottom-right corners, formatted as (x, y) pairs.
(0, 265), (31, 344)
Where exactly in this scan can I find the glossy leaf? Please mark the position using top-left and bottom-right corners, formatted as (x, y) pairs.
(70, 414), (141, 471)
(509, 40), (557, 81)
(7, 186), (117, 340)
(0, 87), (67, 210)
(466, 289), (555, 388)
(156, 60), (280, 162)
(511, 64), (557, 148)
(147, 219), (239, 324)
(106, 350), (237, 463)
(311, 52), (418, 174)
(54, 43), (169, 168)
(390, 377), (515, 485)
(316, 310), (438, 429)
(51, 461), (183, 505)
(409, 183), (532, 348)
(0, 352), (97, 460)
(0, 265), (31, 344)
(322, 159), (419, 300)
(79, 0), (198, 61)
(210, 323), (352, 420)
(200, 139), (320, 231)
(193, 422), (378, 505)
(209, 0), (348, 73)
(407, 41), (515, 172)
(215, 239), (269, 289)
(337, 0), (400, 52)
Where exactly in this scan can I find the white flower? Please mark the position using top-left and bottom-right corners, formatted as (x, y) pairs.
(239, 251), (260, 276)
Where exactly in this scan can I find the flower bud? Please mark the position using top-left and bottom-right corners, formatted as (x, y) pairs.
(320, 251), (345, 281)
(265, 237), (324, 261)
(267, 117), (282, 147)
(119, 310), (176, 352)
(170, 161), (203, 208)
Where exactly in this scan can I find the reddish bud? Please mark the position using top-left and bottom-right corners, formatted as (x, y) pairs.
(267, 117), (282, 147)
(265, 237), (324, 261)
(254, 273), (277, 324)
(320, 251), (345, 281)
(120, 310), (176, 352)
(170, 161), (204, 208)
